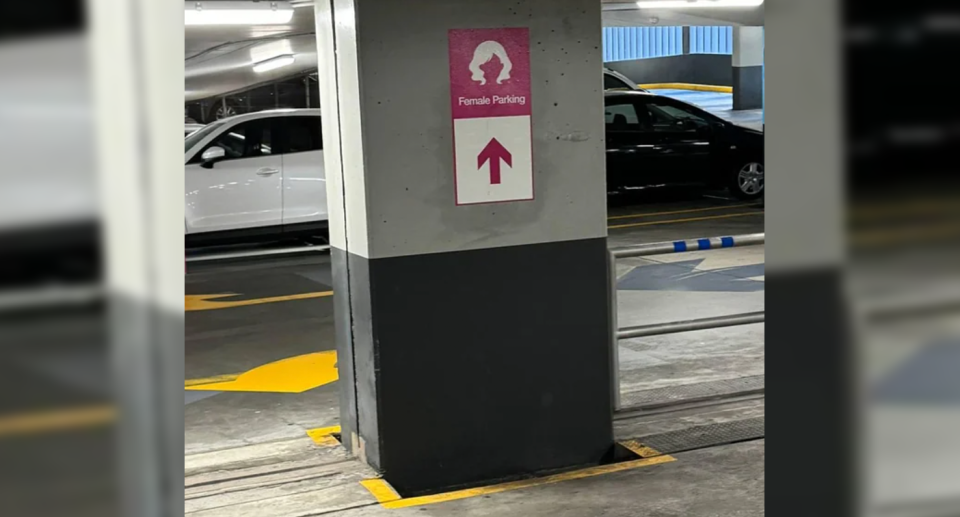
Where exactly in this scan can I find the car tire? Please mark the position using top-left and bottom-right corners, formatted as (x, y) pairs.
(728, 159), (764, 200)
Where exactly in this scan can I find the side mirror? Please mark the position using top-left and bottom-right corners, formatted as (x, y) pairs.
(200, 146), (225, 169)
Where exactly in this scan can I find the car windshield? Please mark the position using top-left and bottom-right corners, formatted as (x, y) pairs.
(185, 122), (223, 153)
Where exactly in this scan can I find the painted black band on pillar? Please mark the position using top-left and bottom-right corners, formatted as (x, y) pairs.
(335, 238), (614, 495)
(732, 65), (763, 110)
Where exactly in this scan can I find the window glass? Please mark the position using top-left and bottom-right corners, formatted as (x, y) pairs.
(603, 73), (632, 90)
(208, 120), (272, 160)
(282, 116), (322, 153)
(604, 103), (640, 126)
(645, 101), (709, 131)
(185, 121), (223, 153)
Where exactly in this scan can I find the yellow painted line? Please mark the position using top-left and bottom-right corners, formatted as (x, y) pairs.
(851, 221), (960, 248)
(184, 373), (240, 387)
(0, 405), (116, 437)
(608, 211), (763, 230)
(185, 291), (333, 311)
(639, 82), (733, 93)
(307, 425), (342, 447)
(362, 479), (403, 504)
(850, 198), (960, 221)
(620, 440), (664, 459)
(361, 448), (677, 509)
(184, 351), (338, 393)
(607, 203), (759, 221)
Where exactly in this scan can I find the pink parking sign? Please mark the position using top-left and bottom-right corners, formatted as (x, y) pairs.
(448, 28), (533, 205)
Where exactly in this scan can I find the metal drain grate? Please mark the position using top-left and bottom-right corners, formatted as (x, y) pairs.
(639, 417), (765, 455)
(619, 375), (765, 411)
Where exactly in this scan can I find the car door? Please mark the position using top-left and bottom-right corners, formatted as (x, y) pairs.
(276, 115), (327, 226)
(604, 98), (669, 190)
(639, 97), (715, 184)
(184, 118), (283, 233)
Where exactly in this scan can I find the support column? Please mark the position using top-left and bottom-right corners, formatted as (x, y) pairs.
(315, 0), (612, 495)
(732, 26), (764, 110)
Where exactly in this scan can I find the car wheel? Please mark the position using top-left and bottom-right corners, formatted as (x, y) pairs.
(729, 160), (764, 200)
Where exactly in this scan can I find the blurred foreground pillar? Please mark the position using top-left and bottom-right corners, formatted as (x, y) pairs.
(766, 0), (853, 515)
(315, 0), (613, 495)
(89, 0), (184, 515)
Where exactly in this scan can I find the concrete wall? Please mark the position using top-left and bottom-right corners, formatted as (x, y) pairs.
(604, 54), (732, 86)
(338, 0), (608, 259)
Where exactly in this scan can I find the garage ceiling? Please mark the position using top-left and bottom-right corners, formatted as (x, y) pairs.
(185, 0), (763, 102)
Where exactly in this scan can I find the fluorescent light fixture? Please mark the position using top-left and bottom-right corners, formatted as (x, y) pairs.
(253, 54), (295, 73)
(185, 1), (294, 25)
(636, 0), (763, 8)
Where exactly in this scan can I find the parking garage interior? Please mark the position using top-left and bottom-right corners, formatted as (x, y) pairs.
(181, 1), (769, 515)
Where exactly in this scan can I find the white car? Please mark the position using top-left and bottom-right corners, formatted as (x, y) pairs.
(184, 109), (327, 245)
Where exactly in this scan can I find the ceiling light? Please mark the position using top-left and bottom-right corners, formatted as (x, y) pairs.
(185, 1), (294, 26)
(636, 0), (763, 8)
(253, 54), (295, 73)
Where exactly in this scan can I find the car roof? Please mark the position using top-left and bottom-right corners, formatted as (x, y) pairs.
(604, 90), (655, 99)
(212, 108), (321, 124)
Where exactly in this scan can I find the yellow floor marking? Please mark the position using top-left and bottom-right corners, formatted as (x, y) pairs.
(362, 479), (403, 504)
(607, 203), (758, 221)
(609, 211), (763, 230)
(185, 291), (333, 311)
(361, 447), (677, 509)
(184, 373), (240, 387)
(307, 425), (342, 447)
(639, 82), (733, 93)
(184, 351), (338, 393)
(0, 405), (116, 437)
(851, 221), (960, 248)
(620, 440), (664, 459)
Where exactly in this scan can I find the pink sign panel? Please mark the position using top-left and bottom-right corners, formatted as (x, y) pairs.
(449, 28), (531, 120)
(448, 28), (534, 205)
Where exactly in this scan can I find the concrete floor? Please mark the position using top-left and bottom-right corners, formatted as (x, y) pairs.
(186, 397), (765, 516)
(184, 187), (765, 515)
(185, 188), (764, 455)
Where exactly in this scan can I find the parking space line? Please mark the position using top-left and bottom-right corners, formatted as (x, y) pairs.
(361, 447), (676, 509)
(608, 212), (763, 230)
(185, 291), (333, 311)
(0, 405), (115, 437)
(607, 203), (758, 221)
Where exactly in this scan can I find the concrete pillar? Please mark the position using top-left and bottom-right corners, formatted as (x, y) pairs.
(90, 0), (184, 515)
(314, 0), (612, 495)
(732, 26), (764, 110)
(682, 26), (691, 54)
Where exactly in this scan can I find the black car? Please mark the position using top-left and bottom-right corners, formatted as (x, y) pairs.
(604, 91), (764, 200)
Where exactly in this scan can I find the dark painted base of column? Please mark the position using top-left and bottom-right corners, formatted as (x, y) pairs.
(334, 238), (615, 495)
(732, 65), (763, 110)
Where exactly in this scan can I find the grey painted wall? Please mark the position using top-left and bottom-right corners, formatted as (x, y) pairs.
(604, 54), (732, 87)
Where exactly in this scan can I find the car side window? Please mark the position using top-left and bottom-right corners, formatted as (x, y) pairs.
(643, 100), (709, 131)
(192, 119), (272, 163)
(604, 102), (641, 128)
(281, 116), (322, 154)
(603, 73), (633, 91)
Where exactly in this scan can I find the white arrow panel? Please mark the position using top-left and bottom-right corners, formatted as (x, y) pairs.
(454, 115), (533, 205)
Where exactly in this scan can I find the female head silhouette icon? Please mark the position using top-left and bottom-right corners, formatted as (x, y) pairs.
(468, 40), (513, 85)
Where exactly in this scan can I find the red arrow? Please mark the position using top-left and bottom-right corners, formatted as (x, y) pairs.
(477, 138), (512, 185)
